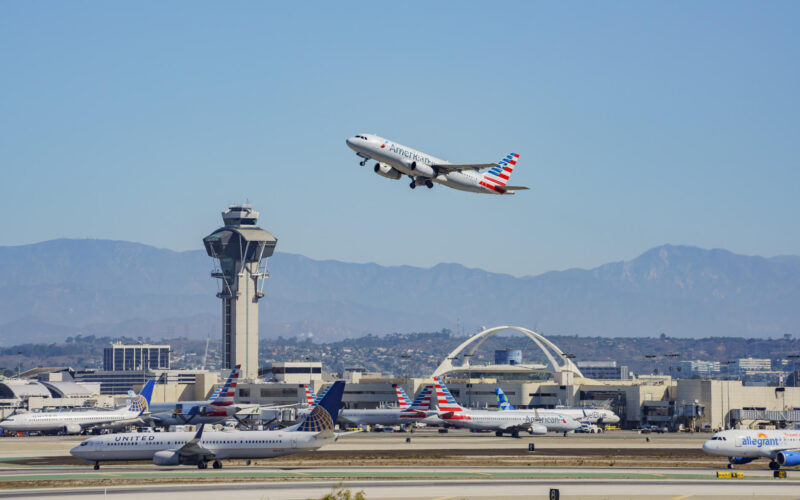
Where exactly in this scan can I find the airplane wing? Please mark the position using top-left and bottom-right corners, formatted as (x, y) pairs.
(432, 163), (499, 172)
(176, 424), (215, 458)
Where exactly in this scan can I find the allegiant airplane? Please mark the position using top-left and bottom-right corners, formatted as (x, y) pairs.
(703, 429), (800, 470)
(346, 133), (528, 194)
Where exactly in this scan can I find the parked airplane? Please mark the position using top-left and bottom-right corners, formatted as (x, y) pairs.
(432, 378), (548, 437)
(346, 134), (528, 194)
(702, 429), (800, 470)
(71, 381), (347, 470)
(495, 388), (620, 425)
(0, 380), (155, 435)
(148, 365), (241, 427)
(338, 384), (427, 427)
(398, 385), (438, 424)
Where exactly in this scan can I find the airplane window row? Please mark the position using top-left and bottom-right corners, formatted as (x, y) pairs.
(354, 135), (368, 140)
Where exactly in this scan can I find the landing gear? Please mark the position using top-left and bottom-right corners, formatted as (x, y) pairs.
(769, 461), (780, 470)
(495, 431), (503, 437)
(727, 463), (734, 469)
(197, 461), (208, 470)
(93, 462), (100, 470)
(563, 431), (568, 437)
(409, 181), (416, 189)
(425, 180), (433, 189)
(359, 160), (367, 166)
(212, 460), (223, 469)
(511, 430), (520, 438)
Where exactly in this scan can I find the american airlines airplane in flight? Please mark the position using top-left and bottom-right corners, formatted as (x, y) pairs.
(71, 381), (347, 470)
(346, 134), (528, 194)
(703, 428), (800, 470)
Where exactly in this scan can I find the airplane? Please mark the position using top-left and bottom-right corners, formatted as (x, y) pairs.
(0, 380), (155, 435)
(148, 365), (241, 427)
(346, 133), (528, 195)
(338, 384), (428, 427)
(702, 428), (800, 470)
(431, 378), (548, 438)
(70, 381), (347, 470)
(398, 385), (439, 425)
(495, 388), (620, 425)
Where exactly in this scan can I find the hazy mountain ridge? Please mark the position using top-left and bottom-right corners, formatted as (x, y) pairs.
(0, 239), (797, 343)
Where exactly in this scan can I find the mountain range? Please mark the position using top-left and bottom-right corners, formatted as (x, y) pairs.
(0, 239), (798, 344)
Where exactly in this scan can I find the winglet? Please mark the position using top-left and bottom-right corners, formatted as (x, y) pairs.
(192, 423), (205, 442)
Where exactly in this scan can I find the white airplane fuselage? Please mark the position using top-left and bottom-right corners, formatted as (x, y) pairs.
(703, 429), (800, 461)
(71, 429), (334, 463)
(346, 134), (516, 194)
(0, 409), (143, 434)
(441, 409), (548, 435)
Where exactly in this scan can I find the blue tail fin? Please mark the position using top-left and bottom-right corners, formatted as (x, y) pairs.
(495, 388), (515, 410)
(128, 380), (155, 414)
(296, 381), (345, 433)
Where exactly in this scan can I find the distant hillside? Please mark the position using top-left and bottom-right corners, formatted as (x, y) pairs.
(0, 239), (798, 343)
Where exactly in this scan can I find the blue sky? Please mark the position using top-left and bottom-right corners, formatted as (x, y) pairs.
(1, 2), (798, 276)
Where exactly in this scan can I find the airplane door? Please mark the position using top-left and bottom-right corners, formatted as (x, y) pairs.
(735, 437), (744, 447)
(291, 438), (297, 449)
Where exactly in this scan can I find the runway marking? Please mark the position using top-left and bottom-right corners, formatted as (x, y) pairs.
(670, 495), (692, 500)
(429, 496), (455, 500)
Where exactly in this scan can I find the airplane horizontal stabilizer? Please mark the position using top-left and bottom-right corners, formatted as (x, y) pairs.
(503, 185), (529, 191)
(434, 163), (499, 172)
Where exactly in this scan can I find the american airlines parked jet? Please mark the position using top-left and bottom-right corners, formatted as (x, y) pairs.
(71, 381), (347, 470)
(0, 380), (155, 435)
(148, 365), (241, 427)
(703, 428), (800, 470)
(339, 384), (430, 427)
(346, 134), (528, 194)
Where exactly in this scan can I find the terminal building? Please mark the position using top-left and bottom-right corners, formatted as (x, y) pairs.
(103, 343), (170, 371)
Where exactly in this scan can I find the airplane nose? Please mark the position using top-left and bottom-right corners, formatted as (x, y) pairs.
(701, 441), (711, 452)
(69, 445), (84, 458)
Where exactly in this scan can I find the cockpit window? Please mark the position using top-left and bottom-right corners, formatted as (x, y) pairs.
(80, 442), (88, 446)
(355, 135), (368, 140)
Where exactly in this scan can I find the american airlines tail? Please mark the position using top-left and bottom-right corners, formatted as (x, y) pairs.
(304, 385), (317, 406)
(209, 365), (240, 407)
(495, 388), (516, 410)
(479, 153), (524, 193)
(433, 377), (464, 412)
(393, 385), (411, 408)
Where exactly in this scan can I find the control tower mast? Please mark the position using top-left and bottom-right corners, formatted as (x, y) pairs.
(203, 205), (277, 379)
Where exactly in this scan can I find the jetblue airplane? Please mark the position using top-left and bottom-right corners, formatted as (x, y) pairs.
(346, 133), (528, 194)
(495, 388), (620, 425)
(71, 381), (347, 470)
(432, 378), (548, 437)
(148, 365), (241, 427)
(703, 429), (800, 470)
(0, 380), (155, 435)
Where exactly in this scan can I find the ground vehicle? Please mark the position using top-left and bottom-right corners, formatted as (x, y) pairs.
(576, 424), (601, 433)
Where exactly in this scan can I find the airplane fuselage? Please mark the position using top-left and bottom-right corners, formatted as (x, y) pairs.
(71, 429), (333, 463)
(0, 409), (142, 433)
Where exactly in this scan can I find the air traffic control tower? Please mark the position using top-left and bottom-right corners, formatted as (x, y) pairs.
(203, 205), (277, 379)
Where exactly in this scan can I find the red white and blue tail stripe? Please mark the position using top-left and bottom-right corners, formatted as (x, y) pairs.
(209, 364), (240, 407)
(304, 385), (317, 406)
(393, 384), (411, 408)
(479, 153), (519, 193)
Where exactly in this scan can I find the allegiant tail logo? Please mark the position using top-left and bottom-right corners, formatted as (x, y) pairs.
(743, 435), (779, 447)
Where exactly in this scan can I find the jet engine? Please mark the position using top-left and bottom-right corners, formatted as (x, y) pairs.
(777, 451), (800, 466)
(153, 450), (181, 466)
(64, 424), (82, 434)
(530, 423), (548, 435)
(728, 456), (755, 465)
(374, 163), (401, 180)
(409, 161), (435, 178)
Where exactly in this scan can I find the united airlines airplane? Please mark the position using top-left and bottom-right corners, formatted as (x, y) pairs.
(0, 380), (155, 435)
(703, 428), (800, 470)
(346, 134), (528, 194)
(71, 381), (347, 470)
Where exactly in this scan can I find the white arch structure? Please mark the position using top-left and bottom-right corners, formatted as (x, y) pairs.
(432, 325), (583, 378)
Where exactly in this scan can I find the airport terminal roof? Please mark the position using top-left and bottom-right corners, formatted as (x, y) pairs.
(0, 380), (52, 399)
(40, 381), (94, 398)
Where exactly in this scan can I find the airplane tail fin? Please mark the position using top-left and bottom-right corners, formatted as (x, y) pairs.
(482, 153), (519, 188)
(304, 385), (317, 406)
(393, 384), (411, 408)
(129, 380), (155, 414)
(433, 377), (464, 412)
(408, 385), (433, 410)
(210, 364), (240, 406)
(314, 385), (331, 405)
(495, 388), (515, 410)
(296, 381), (345, 433)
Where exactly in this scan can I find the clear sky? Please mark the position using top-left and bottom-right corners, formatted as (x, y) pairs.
(1, 2), (798, 276)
